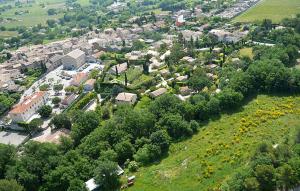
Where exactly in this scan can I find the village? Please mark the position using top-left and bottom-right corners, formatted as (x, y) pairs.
(1, 0), (300, 190)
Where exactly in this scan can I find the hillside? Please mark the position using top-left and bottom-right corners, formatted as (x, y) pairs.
(128, 95), (300, 191)
(234, 0), (300, 23)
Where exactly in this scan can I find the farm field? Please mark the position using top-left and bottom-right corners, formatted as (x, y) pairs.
(128, 95), (300, 191)
(0, 31), (18, 38)
(0, 0), (90, 28)
(234, 0), (300, 23)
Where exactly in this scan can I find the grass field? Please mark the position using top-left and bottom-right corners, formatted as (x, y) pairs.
(0, 0), (90, 28)
(128, 95), (300, 191)
(234, 0), (300, 23)
(0, 31), (19, 38)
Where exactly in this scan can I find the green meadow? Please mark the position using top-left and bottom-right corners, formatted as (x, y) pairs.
(128, 95), (300, 191)
(234, 0), (300, 23)
(0, 0), (90, 28)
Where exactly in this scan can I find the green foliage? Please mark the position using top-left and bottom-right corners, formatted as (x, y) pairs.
(0, 93), (19, 116)
(188, 68), (211, 91)
(114, 140), (135, 164)
(37, 105), (52, 118)
(39, 84), (49, 91)
(150, 130), (171, 154)
(0, 179), (24, 191)
(50, 113), (72, 130)
(71, 111), (100, 145)
(6, 142), (60, 191)
(94, 160), (121, 191)
(128, 161), (139, 172)
(216, 88), (244, 110)
(0, 144), (16, 179)
(52, 97), (61, 105)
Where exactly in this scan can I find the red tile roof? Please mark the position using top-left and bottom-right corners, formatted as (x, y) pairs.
(9, 91), (47, 114)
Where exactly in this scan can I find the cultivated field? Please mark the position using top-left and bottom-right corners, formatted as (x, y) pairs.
(128, 95), (300, 191)
(234, 0), (300, 23)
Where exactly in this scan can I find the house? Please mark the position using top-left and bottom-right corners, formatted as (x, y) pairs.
(84, 79), (96, 91)
(180, 86), (191, 96)
(9, 91), (49, 122)
(46, 54), (63, 72)
(109, 63), (128, 75)
(115, 92), (137, 105)
(62, 49), (86, 70)
(149, 88), (167, 98)
(176, 75), (188, 82)
(62, 93), (77, 106)
(176, 15), (185, 27)
(160, 69), (170, 77)
(70, 72), (88, 87)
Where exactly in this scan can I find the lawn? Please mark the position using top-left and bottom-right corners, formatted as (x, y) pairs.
(233, 0), (300, 23)
(128, 95), (300, 191)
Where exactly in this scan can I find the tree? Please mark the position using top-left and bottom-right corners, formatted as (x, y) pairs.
(50, 113), (71, 130)
(26, 118), (43, 134)
(134, 144), (161, 165)
(188, 68), (211, 91)
(276, 164), (298, 191)
(94, 160), (121, 191)
(71, 111), (100, 145)
(254, 164), (276, 191)
(216, 88), (243, 110)
(52, 97), (61, 106)
(150, 130), (171, 154)
(124, 72), (128, 87)
(38, 105), (52, 118)
(0, 179), (24, 191)
(243, 177), (260, 191)
(114, 140), (135, 164)
(5, 142), (59, 191)
(157, 113), (192, 139)
(47, 8), (57, 15)
(0, 144), (16, 179)
(46, 19), (56, 28)
(149, 94), (185, 119)
(53, 84), (64, 92)
(67, 179), (87, 191)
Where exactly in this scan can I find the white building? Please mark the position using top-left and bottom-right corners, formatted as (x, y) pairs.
(9, 91), (49, 122)
(62, 49), (86, 70)
(115, 92), (137, 105)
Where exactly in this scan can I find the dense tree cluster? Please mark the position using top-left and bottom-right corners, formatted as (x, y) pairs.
(223, 138), (300, 191)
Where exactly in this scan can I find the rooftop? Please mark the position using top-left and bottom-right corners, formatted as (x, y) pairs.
(66, 49), (85, 59)
(116, 92), (137, 102)
(9, 91), (47, 114)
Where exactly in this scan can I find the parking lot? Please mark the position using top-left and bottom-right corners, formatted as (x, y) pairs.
(0, 131), (29, 146)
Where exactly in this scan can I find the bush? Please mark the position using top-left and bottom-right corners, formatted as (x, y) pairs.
(128, 161), (139, 172)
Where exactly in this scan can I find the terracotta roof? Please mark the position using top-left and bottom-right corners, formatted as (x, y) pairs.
(71, 72), (87, 85)
(9, 91), (47, 114)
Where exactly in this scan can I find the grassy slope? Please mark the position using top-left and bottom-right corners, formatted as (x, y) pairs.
(129, 95), (300, 191)
(234, 0), (300, 23)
